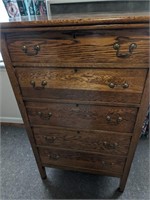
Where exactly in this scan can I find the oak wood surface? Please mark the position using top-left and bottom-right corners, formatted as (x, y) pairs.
(119, 71), (149, 192)
(0, 12), (149, 29)
(7, 29), (149, 65)
(38, 147), (126, 176)
(1, 34), (47, 179)
(16, 68), (147, 104)
(1, 13), (149, 192)
(33, 127), (131, 156)
(26, 102), (138, 133)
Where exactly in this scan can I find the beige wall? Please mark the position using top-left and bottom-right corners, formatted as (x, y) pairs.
(0, 68), (23, 123)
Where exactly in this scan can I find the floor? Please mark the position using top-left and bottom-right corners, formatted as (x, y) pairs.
(1, 125), (149, 199)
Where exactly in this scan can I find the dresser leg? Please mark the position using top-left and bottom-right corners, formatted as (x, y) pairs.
(118, 177), (126, 192)
(39, 166), (47, 179)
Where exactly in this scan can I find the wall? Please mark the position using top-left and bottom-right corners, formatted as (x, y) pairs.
(0, 68), (23, 123)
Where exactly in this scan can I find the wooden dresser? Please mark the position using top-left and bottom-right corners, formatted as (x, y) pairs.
(1, 12), (149, 192)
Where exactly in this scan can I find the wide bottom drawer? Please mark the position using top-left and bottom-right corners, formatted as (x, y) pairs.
(39, 148), (126, 176)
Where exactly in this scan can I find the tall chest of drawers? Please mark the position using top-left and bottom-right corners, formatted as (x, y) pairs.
(1, 13), (149, 192)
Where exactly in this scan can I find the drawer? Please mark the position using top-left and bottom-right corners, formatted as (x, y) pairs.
(7, 29), (149, 66)
(39, 147), (126, 176)
(33, 127), (131, 156)
(16, 68), (147, 104)
(26, 102), (138, 133)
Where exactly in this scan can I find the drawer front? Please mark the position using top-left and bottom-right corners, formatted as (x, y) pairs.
(39, 148), (126, 176)
(7, 29), (149, 66)
(16, 68), (147, 104)
(26, 102), (138, 133)
(33, 127), (131, 156)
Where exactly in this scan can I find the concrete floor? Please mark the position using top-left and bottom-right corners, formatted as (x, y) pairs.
(1, 126), (149, 199)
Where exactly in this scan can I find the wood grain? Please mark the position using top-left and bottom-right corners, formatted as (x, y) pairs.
(0, 12), (149, 29)
(39, 147), (126, 176)
(1, 13), (149, 192)
(119, 71), (149, 192)
(33, 127), (131, 156)
(26, 102), (138, 133)
(7, 29), (149, 65)
(1, 34), (47, 179)
(16, 68), (147, 104)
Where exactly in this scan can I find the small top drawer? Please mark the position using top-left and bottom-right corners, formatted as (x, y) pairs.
(6, 28), (149, 67)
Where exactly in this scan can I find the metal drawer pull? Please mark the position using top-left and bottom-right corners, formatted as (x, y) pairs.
(113, 43), (137, 58)
(122, 82), (129, 89)
(103, 141), (118, 149)
(30, 80), (35, 88)
(106, 115), (123, 124)
(41, 80), (47, 87)
(30, 80), (47, 89)
(48, 153), (60, 160)
(38, 112), (52, 120)
(22, 45), (40, 56)
(108, 82), (115, 88)
(44, 136), (56, 143)
(108, 82), (129, 89)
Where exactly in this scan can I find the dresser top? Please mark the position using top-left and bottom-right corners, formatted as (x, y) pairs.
(0, 12), (149, 29)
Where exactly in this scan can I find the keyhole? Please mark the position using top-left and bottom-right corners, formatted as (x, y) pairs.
(74, 68), (78, 73)
(73, 32), (76, 39)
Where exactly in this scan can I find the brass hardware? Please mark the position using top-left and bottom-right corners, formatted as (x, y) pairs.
(30, 80), (47, 89)
(113, 42), (137, 58)
(106, 115), (111, 121)
(38, 112), (52, 120)
(108, 82), (129, 89)
(41, 80), (47, 88)
(108, 82), (115, 88)
(48, 153), (60, 160)
(44, 136), (56, 143)
(122, 82), (129, 89)
(30, 80), (35, 88)
(22, 45), (40, 56)
(103, 141), (118, 149)
(117, 116), (123, 122)
(106, 115), (123, 124)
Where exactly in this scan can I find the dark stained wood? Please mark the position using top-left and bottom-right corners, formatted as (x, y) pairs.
(1, 12), (149, 192)
(1, 34), (47, 179)
(33, 127), (131, 156)
(26, 102), (138, 133)
(16, 68), (147, 104)
(13, 62), (149, 69)
(7, 29), (149, 65)
(38, 147), (126, 176)
(23, 97), (140, 108)
(119, 72), (149, 192)
(0, 12), (149, 29)
(1, 23), (149, 33)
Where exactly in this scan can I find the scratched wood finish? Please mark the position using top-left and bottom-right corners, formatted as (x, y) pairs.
(6, 29), (149, 65)
(33, 127), (131, 156)
(39, 147), (126, 176)
(26, 102), (138, 133)
(16, 68), (147, 104)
